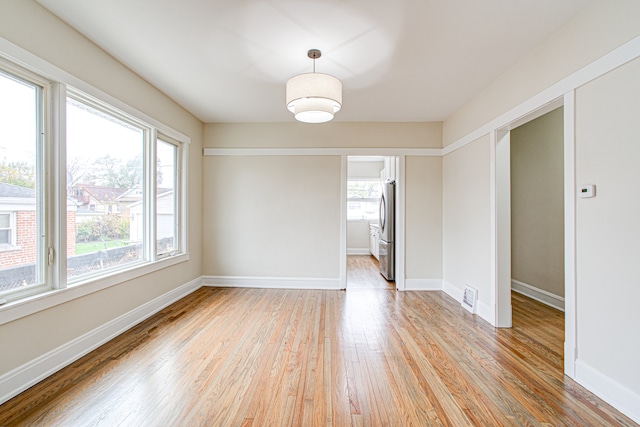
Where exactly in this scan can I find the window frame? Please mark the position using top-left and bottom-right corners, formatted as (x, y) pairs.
(155, 135), (183, 259)
(0, 46), (190, 323)
(0, 61), (50, 303)
(346, 178), (381, 220)
(0, 212), (15, 246)
(65, 89), (151, 284)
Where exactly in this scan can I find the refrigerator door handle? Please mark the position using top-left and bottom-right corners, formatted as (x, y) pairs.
(379, 192), (386, 232)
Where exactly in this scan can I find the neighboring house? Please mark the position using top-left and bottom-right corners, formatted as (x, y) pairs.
(0, 182), (76, 269)
(70, 184), (128, 222)
(128, 189), (174, 244)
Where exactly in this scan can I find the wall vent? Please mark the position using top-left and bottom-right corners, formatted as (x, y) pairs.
(462, 286), (478, 313)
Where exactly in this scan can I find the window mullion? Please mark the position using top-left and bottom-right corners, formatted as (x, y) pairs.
(147, 129), (157, 262)
(179, 142), (188, 254)
(50, 82), (67, 289)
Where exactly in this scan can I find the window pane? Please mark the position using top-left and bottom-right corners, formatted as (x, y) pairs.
(0, 71), (43, 295)
(347, 179), (381, 220)
(66, 96), (145, 281)
(0, 229), (10, 244)
(0, 213), (9, 228)
(347, 180), (381, 198)
(156, 138), (177, 256)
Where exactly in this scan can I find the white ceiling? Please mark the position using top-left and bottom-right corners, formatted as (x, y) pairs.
(37, 0), (593, 124)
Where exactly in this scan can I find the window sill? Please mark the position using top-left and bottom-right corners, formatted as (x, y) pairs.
(0, 252), (190, 326)
(0, 244), (22, 253)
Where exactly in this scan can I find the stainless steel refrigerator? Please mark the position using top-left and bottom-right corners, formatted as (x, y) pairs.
(378, 179), (395, 281)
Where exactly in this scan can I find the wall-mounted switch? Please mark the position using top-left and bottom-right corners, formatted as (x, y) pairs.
(579, 184), (596, 198)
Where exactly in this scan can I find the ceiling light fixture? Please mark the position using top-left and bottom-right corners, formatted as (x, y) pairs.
(286, 49), (342, 124)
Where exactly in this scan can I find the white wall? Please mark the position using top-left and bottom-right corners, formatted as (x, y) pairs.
(575, 56), (640, 402)
(442, 135), (491, 309)
(206, 122), (442, 149)
(202, 155), (341, 279)
(443, 0), (640, 146)
(441, 0), (640, 420)
(348, 161), (384, 179)
(0, 0), (203, 377)
(405, 156), (442, 284)
(346, 220), (371, 253)
(203, 122), (443, 288)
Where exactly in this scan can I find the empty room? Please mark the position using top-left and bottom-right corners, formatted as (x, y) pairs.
(1, 0), (639, 425)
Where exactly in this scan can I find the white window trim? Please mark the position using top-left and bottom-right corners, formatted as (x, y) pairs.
(64, 88), (153, 285)
(155, 134), (184, 260)
(0, 36), (191, 325)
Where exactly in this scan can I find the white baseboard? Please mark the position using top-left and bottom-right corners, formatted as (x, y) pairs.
(575, 359), (640, 424)
(0, 277), (202, 406)
(442, 280), (464, 302)
(442, 280), (495, 325)
(511, 279), (565, 311)
(475, 299), (494, 325)
(347, 248), (371, 255)
(202, 275), (341, 290)
(405, 279), (443, 291)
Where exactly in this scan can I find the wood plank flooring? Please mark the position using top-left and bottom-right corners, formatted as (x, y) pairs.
(0, 285), (636, 425)
(346, 255), (394, 289)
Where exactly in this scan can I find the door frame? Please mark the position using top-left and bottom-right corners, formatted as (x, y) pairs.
(492, 95), (576, 377)
(342, 154), (405, 291)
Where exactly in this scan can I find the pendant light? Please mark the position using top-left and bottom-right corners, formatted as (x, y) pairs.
(286, 49), (342, 123)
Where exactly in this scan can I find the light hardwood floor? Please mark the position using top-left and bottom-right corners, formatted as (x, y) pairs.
(0, 281), (636, 425)
(346, 255), (394, 289)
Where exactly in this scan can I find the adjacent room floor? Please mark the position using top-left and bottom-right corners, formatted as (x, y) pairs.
(346, 254), (394, 289)
(0, 279), (635, 425)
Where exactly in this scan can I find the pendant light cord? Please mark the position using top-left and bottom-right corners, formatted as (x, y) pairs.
(308, 49), (321, 74)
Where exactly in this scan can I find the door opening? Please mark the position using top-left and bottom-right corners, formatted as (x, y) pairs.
(494, 99), (569, 374)
(345, 156), (398, 290)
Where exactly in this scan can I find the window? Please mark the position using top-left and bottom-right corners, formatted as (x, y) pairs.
(156, 137), (179, 257)
(347, 179), (381, 220)
(0, 66), (45, 300)
(66, 94), (145, 281)
(0, 213), (11, 244)
(0, 57), (188, 308)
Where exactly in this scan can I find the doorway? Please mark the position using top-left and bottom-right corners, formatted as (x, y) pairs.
(495, 97), (571, 372)
(345, 155), (398, 290)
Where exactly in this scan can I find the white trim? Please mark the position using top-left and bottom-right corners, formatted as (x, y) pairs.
(0, 200), (37, 210)
(404, 279), (443, 291)
(51, 82), (67, 290)
(203, 147), (442, 157)
(0, 276), (202, 406)
(563, 91), (577, 379)
(443, 34), (640, 156)
(511, 279), (565, 311)
(442, 280), (464, 302)
(347, 248), (370, 255)
(508, 98), (564, 131)
(475, 299), (494, 324)
(575, 360), (640, 424)
(0, 253), (190, 325)
(340, 155), (348, 290)
(442, 281), (495, 325)
(494, 129), (513, 328)
(202, 276), (341, 290)
(395, 156), (405, 291)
